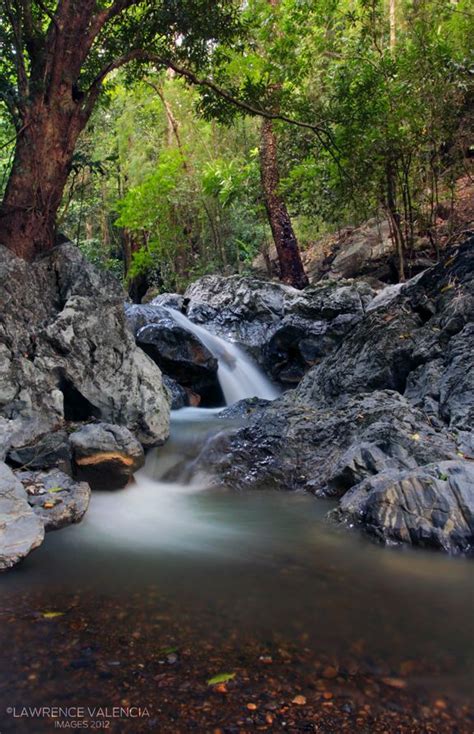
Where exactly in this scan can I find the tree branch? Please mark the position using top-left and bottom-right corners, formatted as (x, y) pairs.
(88, 0), (139, 44)
(86, 49), (330, 136)
(2, 0), (29, 100)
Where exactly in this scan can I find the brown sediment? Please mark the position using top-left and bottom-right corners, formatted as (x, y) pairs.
(0, 589), (472, 734)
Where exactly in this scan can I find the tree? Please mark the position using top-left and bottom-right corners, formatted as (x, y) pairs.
(0, 0), (238, 260)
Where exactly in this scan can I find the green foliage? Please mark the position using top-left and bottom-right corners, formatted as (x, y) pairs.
(2, 0), (470, 286)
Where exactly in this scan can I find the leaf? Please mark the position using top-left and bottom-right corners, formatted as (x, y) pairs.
(43, 501), (57, 509)
(159, 646), (178, 655)
(207, 672), (236, 685)
(292, 695), (307, 705)
(48, 486), (64, 493)
(41, 611), (65, 619)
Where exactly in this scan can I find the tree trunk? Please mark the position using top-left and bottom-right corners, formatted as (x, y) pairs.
(259, 118), (308, 289)
(0, 99), (85, 260)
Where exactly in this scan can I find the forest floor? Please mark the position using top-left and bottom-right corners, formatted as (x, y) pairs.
(1, 589), (472, 734)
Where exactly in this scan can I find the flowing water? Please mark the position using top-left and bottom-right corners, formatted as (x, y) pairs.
(163, 306), (279, 404)
(1, 317), (473, 730)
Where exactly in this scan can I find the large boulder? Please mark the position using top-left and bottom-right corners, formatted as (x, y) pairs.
(0, 242), (169, 448)
(191, 239), (474, 553)
(193, 390), (458, 495)
(0, 462), (44, 571)
(125, 306), (224, 406)
(338, 461), (474, 554)
(69, 422), (145, 490)
(295, 238), (474, 432)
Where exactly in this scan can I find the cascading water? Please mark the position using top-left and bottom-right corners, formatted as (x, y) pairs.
(162, 307), (279, 405)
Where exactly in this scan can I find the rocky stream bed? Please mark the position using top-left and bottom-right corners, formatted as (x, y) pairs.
(0, 235), (473, 731)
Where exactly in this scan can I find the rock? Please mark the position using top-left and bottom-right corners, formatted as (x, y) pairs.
(136, 321), (218, 385)
(322, 218), (395, 281)
(150, 293), (186, 311)
(124, 303), (170, 336)
(193, 390), (457, 495)
(181, 275), (376, 383)
(192, 239), (474, 553)
(126, 304), (224, 405)
(162, 375), (191, 410)
(0, 242), (169, 447)
(8, 429), (71, 471)
(338, 461), (474, 554)
(17, 468), (90, 531)
(0, 462), (45, 570)
(0, 414), (55, 462)
(296, 239), (474, 431)
(70, 422), (145, 490)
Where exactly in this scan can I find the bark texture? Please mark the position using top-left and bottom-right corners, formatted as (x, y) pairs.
(260, 118), (309, 289)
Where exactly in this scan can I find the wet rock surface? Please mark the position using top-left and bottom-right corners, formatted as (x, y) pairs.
(70, 423), (145, 490)
(126, 305), (223, 405)
(182, 274), (376, 384)
(338, 460), (474, 554)
(0, 461), (91, 569)
(0, 242), (169, 448)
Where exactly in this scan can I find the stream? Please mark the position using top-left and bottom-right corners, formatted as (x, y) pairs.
(1, 314), (473, 732)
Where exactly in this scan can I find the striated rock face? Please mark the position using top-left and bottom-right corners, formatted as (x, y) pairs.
(192, 239), (474, 553)
(70, 422), (145, 490)
(338, 461), (474, 554)
(0, 242), (169, 448)
(0, 462), (44, 571)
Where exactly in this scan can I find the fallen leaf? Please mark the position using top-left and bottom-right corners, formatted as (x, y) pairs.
(292, 695), (306, 705)
(381, 677), (406, 689)
(246, 703), (257, 710)
(207, 672), (236, 686)
(322, 666), (338, 679)
(41, 611), (65, 619)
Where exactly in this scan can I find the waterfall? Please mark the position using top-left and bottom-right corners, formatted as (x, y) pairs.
(163, 307), (279, 405)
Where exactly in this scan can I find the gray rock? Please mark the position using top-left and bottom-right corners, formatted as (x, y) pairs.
(136, 320), (218, 390)
(8, 430), (71, 470)
(194, 390), (457, 495)
(0, 415), (55, 462)
(163, 375), (187, 409)
(126, 306), (223, 405)
(338, 461), (474, 554)
(70, 422), (145, 490)
(0, 462), (44, 570)
(181, 275), (376, 382)
(296, 239), (474, 431)
(17, 468), (90, 531)
(0, 242), (169, 447)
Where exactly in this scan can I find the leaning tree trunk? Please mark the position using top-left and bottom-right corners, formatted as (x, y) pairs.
(259, 118), (309, 289)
